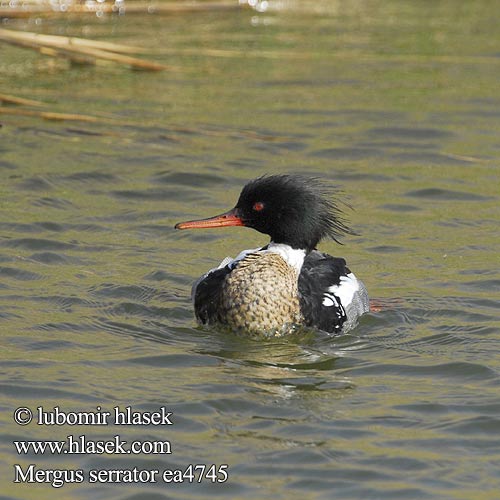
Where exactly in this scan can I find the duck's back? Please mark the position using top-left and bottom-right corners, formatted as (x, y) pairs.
(222, 252), (303, 334)
(194, 251), (302, 335)
(193, 248), (368, 335)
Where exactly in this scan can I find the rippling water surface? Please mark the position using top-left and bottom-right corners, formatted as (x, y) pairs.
(1, 1), (499, 499)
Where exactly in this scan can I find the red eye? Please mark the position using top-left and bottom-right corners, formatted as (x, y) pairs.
(253, 201), (265, 212)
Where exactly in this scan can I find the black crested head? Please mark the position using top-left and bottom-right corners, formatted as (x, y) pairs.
(235, 174), (353, 251)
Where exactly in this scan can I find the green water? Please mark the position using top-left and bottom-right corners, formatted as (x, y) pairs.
(1, 1), (499, 499)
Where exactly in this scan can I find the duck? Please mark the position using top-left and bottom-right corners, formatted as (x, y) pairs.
(175, 174), (369, 336)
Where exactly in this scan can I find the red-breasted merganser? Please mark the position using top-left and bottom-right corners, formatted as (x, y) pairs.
(175, 174), (369, 336)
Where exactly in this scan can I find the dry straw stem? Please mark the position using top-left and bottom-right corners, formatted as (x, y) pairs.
(0, 85), (115, 123)
(0, 0), (247, 18)
(124, 0), (247, 14)
(0, 106), (118, 123)
(0, 28), (169, 70)
(0, 92), (46, 107)
(0, 28), (145, 54)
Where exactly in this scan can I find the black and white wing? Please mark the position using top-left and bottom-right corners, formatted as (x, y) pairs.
(298, 250), (369, 333)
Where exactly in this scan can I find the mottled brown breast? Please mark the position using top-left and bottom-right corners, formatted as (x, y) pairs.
(218, 251), (303, 336)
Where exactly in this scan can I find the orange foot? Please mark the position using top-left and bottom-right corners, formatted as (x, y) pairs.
(369, 299), (384, 312)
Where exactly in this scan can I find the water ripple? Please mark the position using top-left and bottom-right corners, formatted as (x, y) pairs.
(367, 126), (454, 139)
(0, 266), (42, 281)
(405, 188), (492, 201)
(346, 361), (498, 381)
(0, 237), (77, 251)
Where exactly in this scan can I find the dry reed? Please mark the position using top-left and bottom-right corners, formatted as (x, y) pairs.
(0, 28), (170, 70)
(0, 1), (247, 18)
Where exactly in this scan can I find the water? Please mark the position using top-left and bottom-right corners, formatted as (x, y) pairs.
(1, 1), (500, 498)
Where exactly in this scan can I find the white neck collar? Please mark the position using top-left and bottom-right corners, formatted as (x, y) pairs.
(265, 242), (306, 273)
